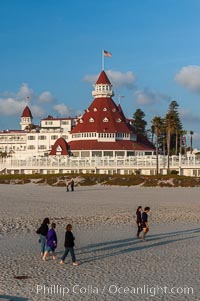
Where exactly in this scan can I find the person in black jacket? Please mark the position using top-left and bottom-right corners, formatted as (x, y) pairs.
(70, 178), (75, 192)
(136, 206), (143, 238)
(142, 207), (150, 241)
(60, 224), (78, 266)
(36, 217), (50, 256)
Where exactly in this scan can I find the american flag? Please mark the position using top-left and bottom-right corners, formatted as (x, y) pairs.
(103, 50), (112, 57)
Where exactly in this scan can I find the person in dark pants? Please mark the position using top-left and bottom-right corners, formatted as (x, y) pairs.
(136, 206), (143, 238)
(142, 207), (150, 241)
(36, 217), (50, 257)
(60, 224), (78, 266)
(70, 178), (74, 192)
(66, 178), (70, 192)
(42, 222), (57, 261)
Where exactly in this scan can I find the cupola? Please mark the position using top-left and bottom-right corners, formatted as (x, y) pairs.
(92, 71), (114, 98)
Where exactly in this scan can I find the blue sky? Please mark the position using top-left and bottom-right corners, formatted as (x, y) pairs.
(0, 0), (200, 146)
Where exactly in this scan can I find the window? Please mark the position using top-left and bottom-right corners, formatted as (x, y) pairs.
(62, 135), (68, 139)
(103, 107), (107, 111)
(38, 145), (47, 150)
(112, 108), (116, 112)
(103, 117), (109, 122)
(116, 118), (121, 123)
(38, 136), (47, 140)
(27, 145), (35, 150)
(93, 108), (97, 112)
(61, 121), (69, 125)
(51, 135), (58, 140)
(89, 118), (94, 122)
(45, 121), (53, 125)
(28, 136), (35, 140)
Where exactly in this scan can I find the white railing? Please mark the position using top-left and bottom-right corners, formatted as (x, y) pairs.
(0, 155), (200, 172)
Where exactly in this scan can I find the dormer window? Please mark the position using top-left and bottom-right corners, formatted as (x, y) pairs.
(93, 108), (97, 112)
(103, 107), (107, 111)
(116, 118), (121, 123)
(89, 117), (94, 122)
(103, 117), (109, 123)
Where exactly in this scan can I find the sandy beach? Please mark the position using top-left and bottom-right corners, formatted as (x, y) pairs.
(0, 184), (200, 301)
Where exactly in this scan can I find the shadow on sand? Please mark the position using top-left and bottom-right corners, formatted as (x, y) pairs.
(0, 295), (28, 301)
(77, 227), (200, 252)
(74, 227), (200, 264)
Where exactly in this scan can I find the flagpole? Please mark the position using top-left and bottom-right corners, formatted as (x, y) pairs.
(118, 95), (125, 105)
(102, 49), (104, 70)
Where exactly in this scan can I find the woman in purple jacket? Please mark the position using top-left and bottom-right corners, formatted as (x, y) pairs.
(42, 223), (57, 261)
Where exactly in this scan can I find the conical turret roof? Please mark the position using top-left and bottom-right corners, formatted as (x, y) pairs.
(21, 106), (33, 118)
(96, 70), (111, 85)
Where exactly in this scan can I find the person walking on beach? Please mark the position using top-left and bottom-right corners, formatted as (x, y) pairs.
(70, 178), (75, 192)
(136, 206), (143, 238)
(66, 178), (70, 192)
(142, 207), (150, 241)
(36, 217), (50, 257)
(42, 223), (57, 261)
(60, 224), (78, 266)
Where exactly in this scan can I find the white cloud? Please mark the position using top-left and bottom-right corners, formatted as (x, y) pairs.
(31, 105), (45, 118)
(179, 108), (200, 123)
(106, 70), (136, 89)
(0, 98), (27, 116)
(0, 83), (53, 118)
(175, 65), (200, 93)
(83, 70), (137, 89)
(38, 91), (56, 103)
(83, 74), (98, 84)
(53, 103), (70, 116)
(134, 88), (170, 105)
(16, 83), (34, 100)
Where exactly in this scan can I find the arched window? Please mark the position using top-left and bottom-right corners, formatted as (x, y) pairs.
(93, 108), (97, 112)
(89, 117), (94, 122)
(103, 107), (107, 111)
(103, 117), (109, 123)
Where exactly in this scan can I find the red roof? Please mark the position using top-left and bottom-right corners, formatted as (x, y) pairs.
(71, 97), (132, 134)
(117, 104), (126, 120)
(96, 71), (111, 85)
(69, 140), (155, 151)
(49, 138), (70, 155)
(21, 106), (33, 118)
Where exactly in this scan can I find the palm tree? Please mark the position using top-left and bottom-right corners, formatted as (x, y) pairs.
(165, 112), (177, 172)
(182, 130), (187, 155)
(152, 116), (163, 175)
(190, 131), (194, 154)
(162, 138), (167, 156)
(179, 130), (184, 154)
